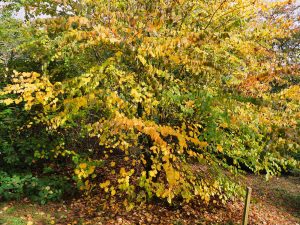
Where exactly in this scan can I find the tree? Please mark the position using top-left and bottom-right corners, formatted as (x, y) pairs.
(0, 0), (299, 204)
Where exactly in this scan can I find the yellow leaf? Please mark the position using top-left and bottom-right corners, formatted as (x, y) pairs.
(199, 142), (208, 148)
(79, 163), (87, 169)
(217, 145), (223, 152)
(2, 99), (14, 105)
(149, 170), (156, 177)
(88, 166), (95, 174)
(100, 180), (110, 188)
(120, 167), (126, 176)
(132, 160), (136, 166)
(111, 189), (116, 196)
(137, 55), (147, 65)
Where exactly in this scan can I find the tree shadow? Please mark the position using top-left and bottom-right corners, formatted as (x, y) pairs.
(251, 175), (300, 218)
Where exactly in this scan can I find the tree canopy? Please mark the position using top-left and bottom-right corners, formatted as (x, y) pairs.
(0, 0), (299, 205)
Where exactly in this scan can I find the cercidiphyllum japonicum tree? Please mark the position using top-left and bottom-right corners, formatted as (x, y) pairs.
(0, 0), (299, 204)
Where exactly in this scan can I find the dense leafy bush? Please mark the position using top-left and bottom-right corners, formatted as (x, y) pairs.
(0, 171), (72, 204)
(0, 0), (299, 205)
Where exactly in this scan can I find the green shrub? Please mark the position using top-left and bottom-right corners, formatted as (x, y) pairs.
(0, 171), (73, 204)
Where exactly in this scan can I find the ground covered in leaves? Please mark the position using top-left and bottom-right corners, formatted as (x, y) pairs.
(0, 175), (299, 225)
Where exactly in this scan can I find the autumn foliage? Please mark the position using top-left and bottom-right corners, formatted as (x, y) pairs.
(0, 0), (299, 205)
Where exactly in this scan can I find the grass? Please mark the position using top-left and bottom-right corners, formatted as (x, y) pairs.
(272, 186), (300, 217)
(246, 174), (300, 218)
(0, 202), (59, 225)
(0, 217), (26, 225)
